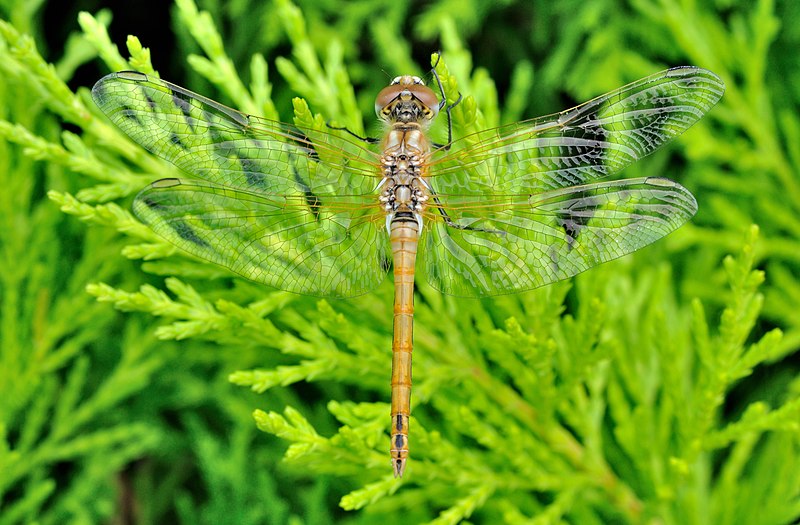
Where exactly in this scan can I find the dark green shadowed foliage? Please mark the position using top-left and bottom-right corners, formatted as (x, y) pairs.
(0, 0), (798, 523)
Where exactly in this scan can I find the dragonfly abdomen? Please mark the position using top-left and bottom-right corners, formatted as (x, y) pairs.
(389, 213), (419, 478)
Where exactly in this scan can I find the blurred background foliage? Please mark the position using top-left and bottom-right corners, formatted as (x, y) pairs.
(0, 0), (799, 523)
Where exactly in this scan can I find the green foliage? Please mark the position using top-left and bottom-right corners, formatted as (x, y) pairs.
(1, 0), (798, 523)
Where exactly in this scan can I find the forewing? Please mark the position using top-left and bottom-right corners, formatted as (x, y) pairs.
(421, 177), (696, 296)
(92, 71), (381, 197)
(94, 71), (388, 296)
(428, 67), (724, 195)
(134, 179), (390, 297)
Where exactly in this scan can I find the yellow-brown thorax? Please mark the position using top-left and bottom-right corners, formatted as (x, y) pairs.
(375, 75), (439, 477)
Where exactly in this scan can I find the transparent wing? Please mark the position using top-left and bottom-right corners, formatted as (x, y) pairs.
(93, 71), (389, 297)
(421, 177), (696, 296)
(91, 71), (381, 196)
(133, 178), (390, 297)
(421, 66), (722, 295)
(428, 67), (724, 195)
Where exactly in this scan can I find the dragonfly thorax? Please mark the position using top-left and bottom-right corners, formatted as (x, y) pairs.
(379, 176), (428, 211)
(379, 127), (431, 233)
(379, 178), (428, 234)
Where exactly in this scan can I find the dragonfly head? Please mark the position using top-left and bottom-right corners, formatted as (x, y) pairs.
(375, 75), (440, 125)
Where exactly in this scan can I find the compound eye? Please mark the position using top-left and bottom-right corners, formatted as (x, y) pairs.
(408, 85), (440, 117)
(390, 76), (402, 85)
(375, 84), (404, 116)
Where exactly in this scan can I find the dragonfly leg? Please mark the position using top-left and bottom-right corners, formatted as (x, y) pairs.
(434, 196), (505, 235)
(441, 91), (463, 148)
(325, 120), (380, 144)
(430, 53), (463, 150)
(430, 92), (463, 149)
(431, 52), (447, 112)
(418, 178), (506, 235)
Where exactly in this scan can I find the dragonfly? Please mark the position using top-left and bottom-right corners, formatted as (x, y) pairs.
(92, 59), (724, 478)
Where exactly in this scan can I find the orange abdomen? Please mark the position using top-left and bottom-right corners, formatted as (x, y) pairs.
(389, 217), (418, 477)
